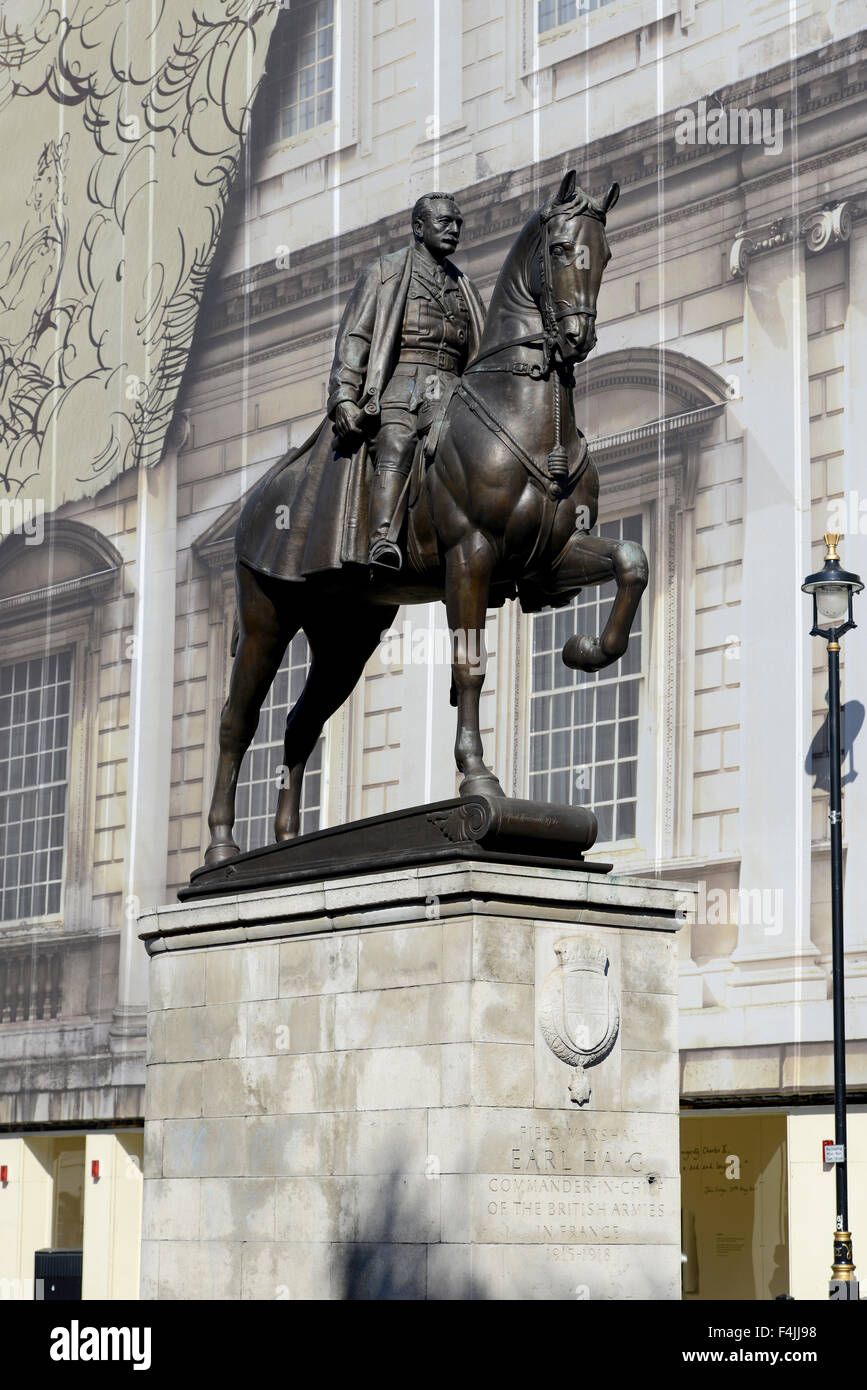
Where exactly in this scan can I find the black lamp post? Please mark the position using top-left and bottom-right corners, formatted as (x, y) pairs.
(802, 533), (863, 1300)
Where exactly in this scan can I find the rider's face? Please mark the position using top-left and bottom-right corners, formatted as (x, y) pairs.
(413, 203), (463, 261)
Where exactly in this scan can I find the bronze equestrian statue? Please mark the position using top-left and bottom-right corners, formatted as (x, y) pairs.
(204, 170), (648, 868)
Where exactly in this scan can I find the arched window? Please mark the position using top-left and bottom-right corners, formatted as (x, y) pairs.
(0, 521), (122, 933)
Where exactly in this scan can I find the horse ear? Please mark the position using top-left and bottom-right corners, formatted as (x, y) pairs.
(556, 169), (577, 205)
(602, 181), (620, 214)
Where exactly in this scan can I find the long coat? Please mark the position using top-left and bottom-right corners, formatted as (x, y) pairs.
(327, 245), (486, 417)
(237, 245), (486, 584)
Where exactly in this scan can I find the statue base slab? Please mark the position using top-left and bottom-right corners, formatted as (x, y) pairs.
(140, 859), (692, 1300)
(182, 794), (609, 901)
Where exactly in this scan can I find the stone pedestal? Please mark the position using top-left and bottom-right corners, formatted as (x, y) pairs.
(139, 861), (691, 1300)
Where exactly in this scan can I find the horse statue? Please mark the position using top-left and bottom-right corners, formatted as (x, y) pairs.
(204, 170), (648, 868)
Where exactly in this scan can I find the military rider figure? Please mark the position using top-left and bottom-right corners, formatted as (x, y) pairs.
(327, 192), (486, 572)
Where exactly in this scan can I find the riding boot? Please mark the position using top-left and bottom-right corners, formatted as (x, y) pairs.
(368, 466), (407, 572)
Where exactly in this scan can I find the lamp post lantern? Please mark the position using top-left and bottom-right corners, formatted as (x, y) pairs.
(802, 533), (863, 1300)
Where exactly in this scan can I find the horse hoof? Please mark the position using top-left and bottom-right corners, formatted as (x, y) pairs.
(562, 635), (604, 671)
(204, 840), (240, 868)
(459, 772), (505, 801)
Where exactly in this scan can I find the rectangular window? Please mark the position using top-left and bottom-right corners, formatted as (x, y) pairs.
(538, 0), (618, 34)
(0, 650), (71, 921)
(234, 634), (323, 852)
(260, 0), (334, 145)
(529, 515), (643, 844)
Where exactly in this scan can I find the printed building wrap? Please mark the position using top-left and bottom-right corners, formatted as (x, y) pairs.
(0, 0), (280, 532)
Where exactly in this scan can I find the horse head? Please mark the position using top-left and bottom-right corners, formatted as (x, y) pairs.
(533, 168), (619, 366)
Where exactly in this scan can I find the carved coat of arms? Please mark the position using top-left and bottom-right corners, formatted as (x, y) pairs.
(538, 936), (619, 1105)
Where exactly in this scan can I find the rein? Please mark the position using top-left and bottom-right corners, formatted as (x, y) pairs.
(462, 210), (597, 483)
(454, 211), (595, 516)
(454, 374), (588, 575)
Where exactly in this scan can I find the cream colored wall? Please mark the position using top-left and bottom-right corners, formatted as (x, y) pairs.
(788, 1109), (867, 1301)
(0, 1137), (24, 1298)
(681, 1113), (789, 1300)
(0, 1136), (53, 1300)
(807, 248), (848, 851)
(682, 1109), (867, 1300)
(0, 1131), (143, 1300)
(163, 3), (867, 910)
(82, 1132), (144, 1300)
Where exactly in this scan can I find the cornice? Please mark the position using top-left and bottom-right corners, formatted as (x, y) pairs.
(0, 520), (124, 618)
(0, 567), (117, 618)
(576, 348), (731, 411)
(217, 31), (867, 286)
(587, 404), (726, 465)
(182, 30), (867, 396)
(203, 31), (867, 295)
(194, 501), (244, 570)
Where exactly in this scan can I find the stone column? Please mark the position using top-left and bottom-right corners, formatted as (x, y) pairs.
(111, 446), (179, 1071)
(841, 221), (867, 993)
(728, 242), (824, 1003)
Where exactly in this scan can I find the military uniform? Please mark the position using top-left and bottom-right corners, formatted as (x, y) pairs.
(373, 247), (472, 475)
(327, 242), (485, 565)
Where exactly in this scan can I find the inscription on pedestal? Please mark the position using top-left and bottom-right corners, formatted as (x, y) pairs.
(470, 1113), (676, 1248)
(480, 1175), (667, 1245)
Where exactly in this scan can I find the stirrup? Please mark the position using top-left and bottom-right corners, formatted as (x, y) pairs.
(369, 538), (403, 572)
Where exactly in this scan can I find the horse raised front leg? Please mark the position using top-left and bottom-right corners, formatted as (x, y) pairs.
(444, 534), (504, 799)
(560, 535), (648, 673)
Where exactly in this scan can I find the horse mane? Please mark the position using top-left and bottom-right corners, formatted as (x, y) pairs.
(540, 183), (609, 226)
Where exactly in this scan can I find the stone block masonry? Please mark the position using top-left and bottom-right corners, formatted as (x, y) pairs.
(139, 862), (692, 1300)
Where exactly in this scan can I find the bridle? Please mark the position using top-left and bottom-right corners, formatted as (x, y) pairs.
(465, 199), (606, 376)
(461, 200), (607, 482)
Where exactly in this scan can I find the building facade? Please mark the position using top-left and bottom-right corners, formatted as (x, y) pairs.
(2, 0), (867, 1299)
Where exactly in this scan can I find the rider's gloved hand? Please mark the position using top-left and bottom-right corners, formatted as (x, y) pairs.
(332, 402), (365, 445)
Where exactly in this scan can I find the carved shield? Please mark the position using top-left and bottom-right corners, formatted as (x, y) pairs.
(539, 935), (619, 1106)
(560, 965), (610, 1055)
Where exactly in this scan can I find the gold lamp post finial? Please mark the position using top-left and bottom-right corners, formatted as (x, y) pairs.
(823, 533), (842, 562)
